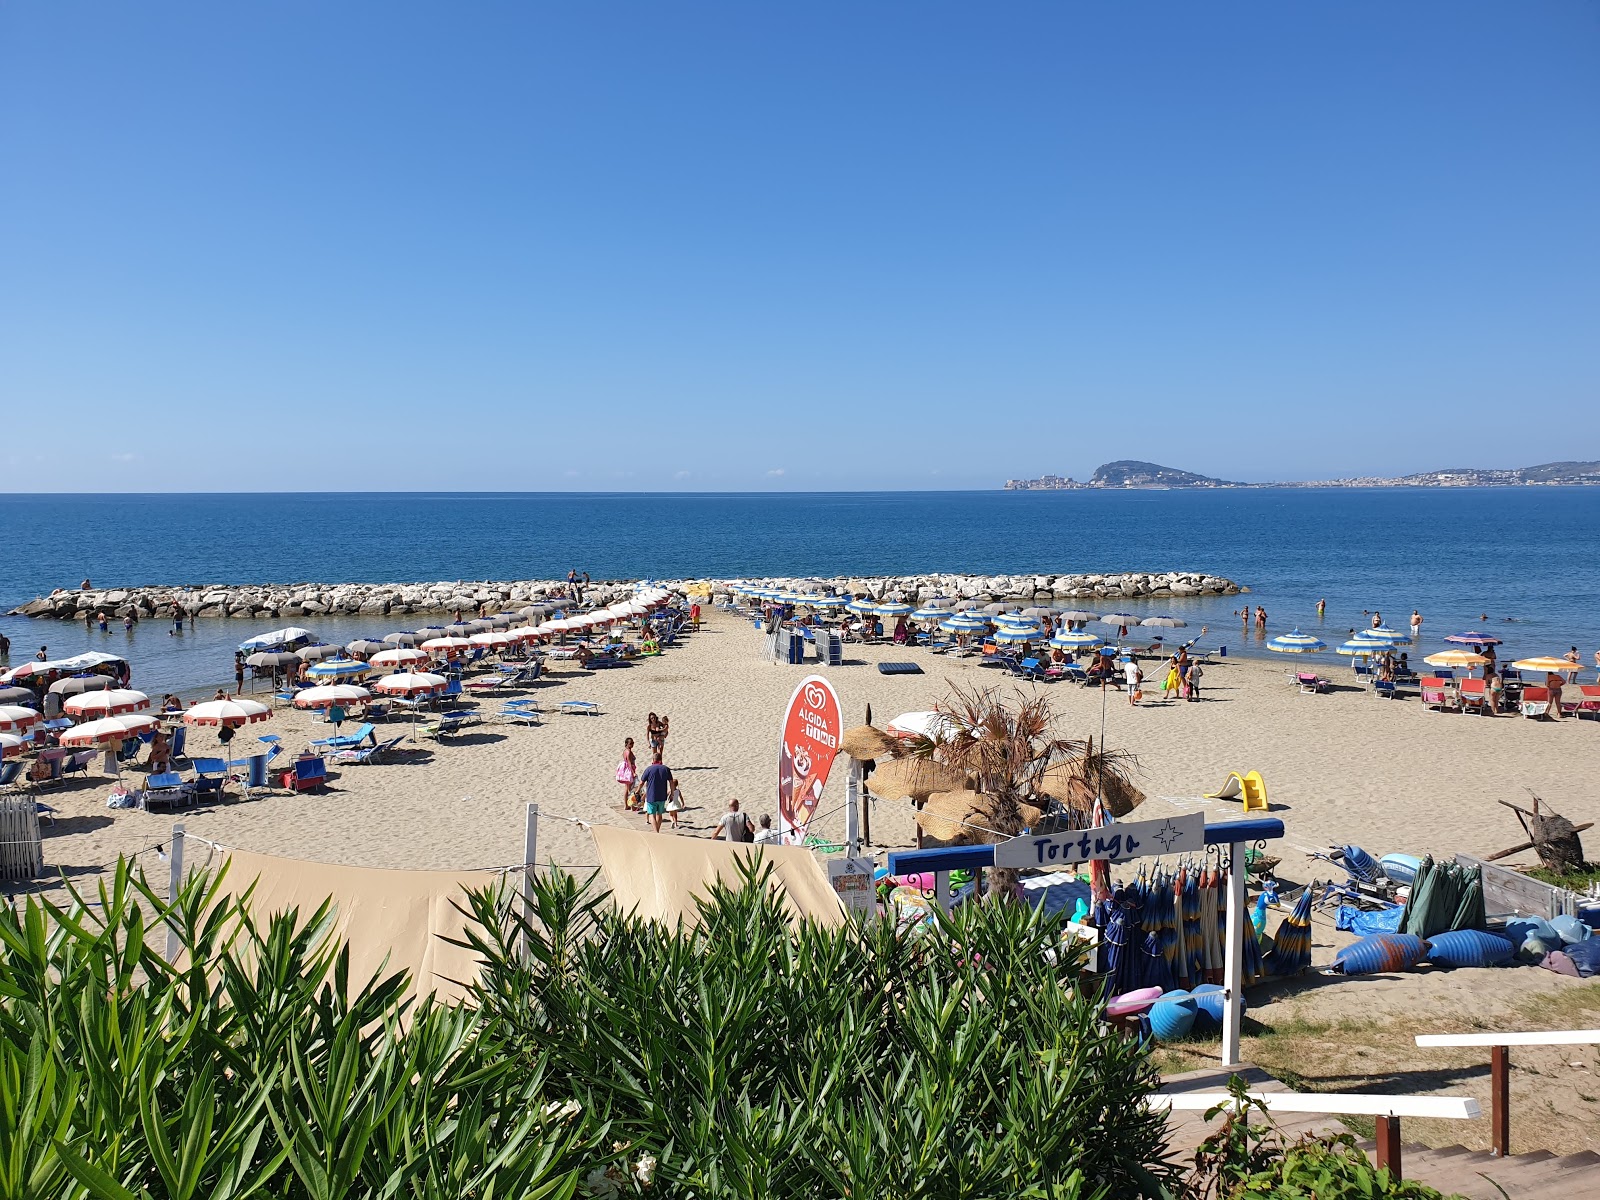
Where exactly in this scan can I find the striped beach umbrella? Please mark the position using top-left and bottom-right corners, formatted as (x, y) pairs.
(469, 630), (520, 649)
(1336, 639), (1388, 657)
(0, 732), (31, 759)
(1051, 630), (1102, 649)
(293, 684), (371, 710)
(1266, 630), (1327, 654)
(1444, 631), (1503, 646)
(421, 637), (473, 657)
(1360, 627), (1410, 645)
(802, 595), (846, 608)
(846, 598), (878, 614)
(910, 605), (950, 622)
(0, 706), (42, 734)
(63, 689), (152, 718)
(995, 615), (1042, 632)
(1269, 887), (1315, 975)
(939, 614), (990, 634)
(182, 699), (272, 729)
(370, 647), (429, 670)
(63, 714), (160, 747)
(875, 602), (914, 617)
(305, 658), (372, 681)
(993, 628), (1037, 644)
(371, 672), (448, 698)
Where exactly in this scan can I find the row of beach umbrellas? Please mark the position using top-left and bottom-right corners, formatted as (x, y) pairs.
(1267, 625), (1575, 674)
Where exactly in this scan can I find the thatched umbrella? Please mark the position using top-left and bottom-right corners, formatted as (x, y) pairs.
(868, 757), (968, 800)
(1036, 759), (1146, 819)
(841, 724), (896, 762)
(916, 789), (1046, 847)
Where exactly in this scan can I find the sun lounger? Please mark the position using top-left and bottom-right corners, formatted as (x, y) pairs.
(61, 751), (94, 780)
(1458, 678), (1487, 714)
(141, 771), (191, 811)
(1372, 679), (1398, 700)
(559, 700), (600, 716)
(332, 736), (410, 765)
(0, 761), (21, 792)
(1295, 672), (1329, 694)
(1574, 684), (1600, 719)
(877, 662), (924, 676)
(310, 722), (377, 753)
(1419, 678), (1454, 710)
(496, 706), (541, 726)
(1016, 657), (1048, 681)
(190, 758), (228, 804)
(1519, 686), (1551, 720)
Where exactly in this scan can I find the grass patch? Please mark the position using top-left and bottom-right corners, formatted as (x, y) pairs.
(1525, 863), (1600, 889)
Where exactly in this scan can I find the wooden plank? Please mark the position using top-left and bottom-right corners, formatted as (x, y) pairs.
(1455, 854), (1577, 919)
(1151, 1093), (1480, 1119)
(1416, 1030), (1600, 1048)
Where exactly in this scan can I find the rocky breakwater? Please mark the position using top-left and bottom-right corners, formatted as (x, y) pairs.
(9, 570), (1240, 620)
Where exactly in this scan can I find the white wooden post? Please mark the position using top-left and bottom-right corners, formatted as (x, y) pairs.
(844, 761), (861, 858)
(164, 823), (186, 963)
(522, 803), (539, 961)
(1222, 841), (1246, 1066)
(934, 870), (951, 913)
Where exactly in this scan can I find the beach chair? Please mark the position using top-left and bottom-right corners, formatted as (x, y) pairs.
(1458, 678), (1487, 714)
(0, 761), (20, 792)
(1574, 684), (1600, 719)
(61, 751), (95, 780)
(559, 700), (601, 716)
(282, 757), (327, 791)
(464, 674), (509, 695)
(1418, 678), (1453, 710)
(1015, 657), (1048, 681)
(168, 726), (188, 763)
(311, 722), (376, 754)
(141, 772), (191, 811)
(333, 736), (409, 765)
(1295, 672), (1328, 694)
(364, 700), (390, 722)
(1372, 679), (1397, 700)
(1519, 686), (1551, 720)
(189, 758), (228, 804)
(496, 705), (541, 726)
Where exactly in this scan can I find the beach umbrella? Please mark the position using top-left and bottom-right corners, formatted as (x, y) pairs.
(414, 626), (448, 640)
(464, 619), (496, 634)
(845, 598), (877, 614)
(0, 733), (31, 759)
(237, 627), (315, 653)
(246, 650), (302, 671)
(48, 676), (114, 698)
(869, 759), (969, 802)
(382, 631), (424, 647)
(1336, 639), (1388, 657)
(981, 603), (1011, 615)
(468, 630), (520, 649)
(993, 627), (1037, 644)
(1059, 610), (1098, 623)
(1266, 630), (1328, 654)
(305, 658), (372, 681)
(1424, 650), (1489, 669)
(0, 688), (35, 707)
(487, 614), (515, 629)
(1021, 606), (1055, 619)
(910, 605), (950, 622)
(840, 724), (897, 761)
(1269, 887), (1315, 975)
(293, 684), (372, 710)
(344, 639), (389, 658)
(1445, 631), (1503, 646)
(296, 644), (344, 662)
(0, 706), (43, 734)
(1051, 630), (1103, 649)
(1100, 613), (1139, 628)
(1511, 656), (1578, 673)
(939, 614), (990, 635)
(804, 595), (846, 609)
(1360, 627), (1411, 645)
(372, 672), (448, 697)
(183, 699), (272, 728)
(421, 637), (473, 657)
(63, 689), (151, 718)
(370, 647), (429, 671)
(1141, 616), (1187, 628)
(62, 714), (159, 747)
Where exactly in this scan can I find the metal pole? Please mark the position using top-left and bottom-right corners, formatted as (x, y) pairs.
(1221, 841), (1246, 1067)
(845, 761), (861, 858)
(934, 870), (951, 913)
(522, 803), (539, 962)
(1490, 1045), (1510, 1157)
(164, 823), (186, 963)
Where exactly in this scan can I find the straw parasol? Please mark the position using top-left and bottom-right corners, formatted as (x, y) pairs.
(1037, 760), (1147, 819)
(867, 757), (968, 801)
(915, 789), (1046, 847)
(841, 724), (896, 761)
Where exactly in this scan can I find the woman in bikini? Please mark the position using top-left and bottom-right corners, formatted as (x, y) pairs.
(617, 736), (638, 809)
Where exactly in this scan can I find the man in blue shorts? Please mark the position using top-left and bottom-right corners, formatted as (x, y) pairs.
(639, 751), (673, 834)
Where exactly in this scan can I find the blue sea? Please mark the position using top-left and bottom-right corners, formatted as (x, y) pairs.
(2, 489), (1598, 698)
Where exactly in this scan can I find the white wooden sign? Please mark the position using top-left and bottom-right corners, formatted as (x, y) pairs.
(992, 812), (1205, 869)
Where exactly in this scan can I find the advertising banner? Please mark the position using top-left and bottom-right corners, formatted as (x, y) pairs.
(777, 674), (842, 843)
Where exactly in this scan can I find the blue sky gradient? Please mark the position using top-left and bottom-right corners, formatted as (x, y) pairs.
(2, 3), (1596, 490)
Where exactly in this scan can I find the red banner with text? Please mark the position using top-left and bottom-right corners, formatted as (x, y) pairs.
(777, 674), (842, 844)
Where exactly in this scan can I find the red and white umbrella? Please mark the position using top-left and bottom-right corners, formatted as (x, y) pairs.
(469, 630), (520, 649)
(369, 647), (429, 671)
(421, 637), (473, 657)
(0, 706), (42, 734)
(292, 685), (371, 710)
(371, 672), (448, 698)
(63, 689), (152, 719)
(183, 698), (273, 728)
(61, 714), (158, 747)
(0, 733), (32, 759)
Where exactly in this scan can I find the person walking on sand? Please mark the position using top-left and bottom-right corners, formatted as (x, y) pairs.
(665, 776), (686, 829)
(657, 713), (670, 757)
(616, 736), (637, 809)
(1410, 610), (1423, 641)
(1184, 659), (1204, 702)
(646, 712), (663, 756)
(753, 813), (781, 845)
(1124, 657), (1143, 706)
(639, 752), (673, 833)
(714, 798), (752, 843)
(1161, 655), (1181, 700)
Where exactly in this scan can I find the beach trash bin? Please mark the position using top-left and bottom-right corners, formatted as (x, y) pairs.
(1425, 929), (1515, 968)
(1219, 646), (1227, 657)
(1144, 991), (1198, 1041)
(1333, 933), (1427, 975)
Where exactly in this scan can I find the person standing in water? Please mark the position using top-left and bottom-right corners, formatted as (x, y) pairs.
(1410, 610), (1423, 641)
(1316, 598), (1326, 619)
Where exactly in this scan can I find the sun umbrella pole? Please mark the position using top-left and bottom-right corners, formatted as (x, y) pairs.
(1221, 839), (1246, 1067)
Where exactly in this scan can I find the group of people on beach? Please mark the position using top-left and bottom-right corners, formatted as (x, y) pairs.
(615, 717), (782, 842)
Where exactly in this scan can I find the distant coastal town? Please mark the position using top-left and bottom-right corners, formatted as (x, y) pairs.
(1005, 459), (1600, 490)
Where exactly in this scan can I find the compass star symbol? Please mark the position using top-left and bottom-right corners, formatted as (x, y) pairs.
(1150, 819), (1186, 854)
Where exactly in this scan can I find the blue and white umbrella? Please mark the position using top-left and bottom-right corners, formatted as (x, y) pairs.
(910, 605), (951, 622)
(995, 615), (1042, 631)
(1359, 627), (1411, 645)
(799, 594), (845, 608)
(940, 614), (991, 634)
(1266, 630), (1328, 654)
(305, 657), (372, 680)
(1051, 630), (1103, 648)
(1336, 639), (1389, 657)
(993, 627), (1038, 644)
(875, 602), (914, 617)
(846, 598), (878, 614)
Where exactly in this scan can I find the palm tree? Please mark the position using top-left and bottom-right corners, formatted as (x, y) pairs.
(896, 681), (1143, 900)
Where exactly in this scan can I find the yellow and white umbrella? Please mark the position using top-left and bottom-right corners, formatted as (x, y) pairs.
(1423, 650), (1489, 669)
(1511, 657), (1579, 674)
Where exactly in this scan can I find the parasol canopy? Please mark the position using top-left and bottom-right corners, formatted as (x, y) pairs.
(1336, 640), (1389, 657)
(371, 672), (448, 697)
(296, 644), (344, 662)
(915, 789), (1045, 846)
(369, 647), (429, 670)
(993, 628), (1037, 644)
(344, 639), (389, 658)
(1141, 616), (1187, 628)
(868, 758), (969, 801)
(63, 689), (151, 718)
(1036, 760), (1147, 819)
(61, 714), (159, 747)
(939, 615), (990, 634)
(1266, 630), (1327, 654)
(0, 733), (31, 759)
(1511, 656), (1579, 673)
(1359, 627), (1410, 645)
(382, 632), (424, 647)
(183, 699), (272, 728)
(0, 688), (36, 707)
(1444, 631), (1503, 646)
(845, 598), (877, 614)
(237, 627), (316, 653)
(293, 684), (371, 709)
(886, 710), (962, 742)
(1051, 630), (1103, 649)
(421, 637), (473, 656)
(0, 706), (43, 733)
(1423, 650), (1489, 668)
(246, 650), (302, 670)
(1100, 613), (1139, 627)
(304, 658), (371, 681)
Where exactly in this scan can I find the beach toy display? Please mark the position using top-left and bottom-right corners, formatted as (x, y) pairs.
(1144, 990), (1198, 1041)
(1425, 929), (1514, 969)
(1333, 933), (1427, 975)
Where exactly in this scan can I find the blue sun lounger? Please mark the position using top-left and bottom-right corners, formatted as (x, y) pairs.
(310, 722), (376, 754)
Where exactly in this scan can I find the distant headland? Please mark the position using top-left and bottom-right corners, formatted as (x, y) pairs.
(1004, 459), (1600, 490)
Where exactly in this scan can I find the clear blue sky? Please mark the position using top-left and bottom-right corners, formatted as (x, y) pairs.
(2, 3), (1596, 491)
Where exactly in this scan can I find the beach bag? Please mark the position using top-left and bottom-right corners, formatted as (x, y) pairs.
(615, 760), (634, 784)
(740, 815), (755, 843)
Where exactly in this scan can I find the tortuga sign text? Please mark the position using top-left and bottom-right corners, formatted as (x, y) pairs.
(992, 812), (1205, 868)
